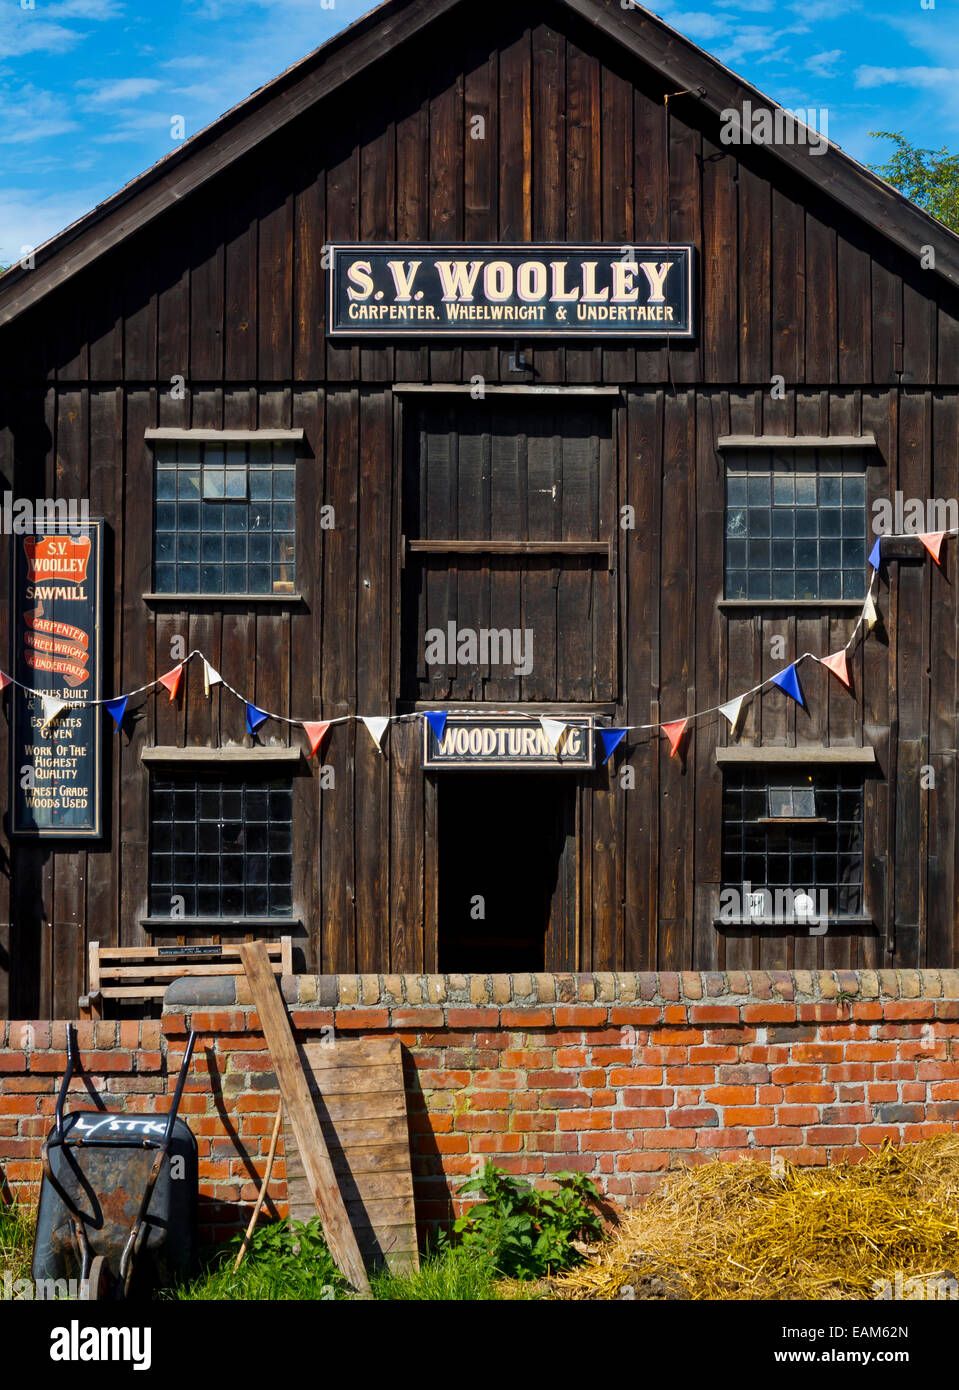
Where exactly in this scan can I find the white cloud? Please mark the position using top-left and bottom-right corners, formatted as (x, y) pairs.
(658, 11), (730, 41)
(0, 0), (120, 58)
(0, 85), (77, 144)
(806, 49), (842, 79)
(80, 76), (163, 104)
(855, 65), (957, 89)
(0, 186), (111, 264)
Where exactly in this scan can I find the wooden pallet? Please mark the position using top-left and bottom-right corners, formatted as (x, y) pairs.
(80, 937), (293, 1017)
(282, 1037), (419, 1275)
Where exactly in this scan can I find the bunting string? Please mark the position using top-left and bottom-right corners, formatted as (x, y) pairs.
(0, 527), (947, 757)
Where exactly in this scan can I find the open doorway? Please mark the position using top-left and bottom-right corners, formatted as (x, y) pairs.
(437, 773), (576, 972)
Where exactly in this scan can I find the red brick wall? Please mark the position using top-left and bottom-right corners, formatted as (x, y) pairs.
(3, 971), (959, 1246)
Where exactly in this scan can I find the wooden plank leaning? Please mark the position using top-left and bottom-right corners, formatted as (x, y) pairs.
(238, 941), (371, 1294)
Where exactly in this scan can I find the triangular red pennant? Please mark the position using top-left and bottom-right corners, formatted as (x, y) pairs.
(303, 720), (331, 758)
(662, 719), (688, 757)
(820, 650), (852, 690)
(158, 664), (183, 702)
(0, 671), (10, 692)
(919, 532), (946, 565)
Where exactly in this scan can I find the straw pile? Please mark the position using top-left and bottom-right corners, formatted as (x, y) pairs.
(553, 1137), (959, 1300)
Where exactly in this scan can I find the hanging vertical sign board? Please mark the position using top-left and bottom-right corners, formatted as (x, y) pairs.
(423, 715), (595, 770)
(11, 520), (103, 837)
(328, 244), (694, 337)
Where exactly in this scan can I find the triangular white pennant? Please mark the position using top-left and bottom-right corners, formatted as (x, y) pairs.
(540, 716), (568, 752)
(863, 590), (878, 631)
(362, 716), (390, 750)
(203, 661), (222, 698)
(40, 696), (69, 732)
(718, 694), (746, 736)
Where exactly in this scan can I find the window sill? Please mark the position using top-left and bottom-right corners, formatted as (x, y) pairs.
(143, 592), (305, 607)
(714, 915), (876, 930)
(716, 746), (875, 764)
(141, 745), (301, 764)
(717, 599), (865, 611)
(141, 917), (300, 932)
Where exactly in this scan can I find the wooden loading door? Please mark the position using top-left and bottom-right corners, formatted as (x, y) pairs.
(400, 396), (616, 705)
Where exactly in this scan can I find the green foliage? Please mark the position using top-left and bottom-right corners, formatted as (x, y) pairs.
(452, 1162), (603, 1280)
(870, 131), (959, 233)
(167, 1217), (348, 1301)
(369, 1242), (513, 1301)
(0, 1197), (35, 1283)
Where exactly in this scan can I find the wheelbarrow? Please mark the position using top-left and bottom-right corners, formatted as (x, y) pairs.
(32, 1024), (199, 1300)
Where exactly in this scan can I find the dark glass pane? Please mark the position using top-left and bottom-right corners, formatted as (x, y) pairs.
(247, 886), (270, 915)
(154, 564), (175, 594)
(201, 502), (224, 531)
(820, 539), (842, 569)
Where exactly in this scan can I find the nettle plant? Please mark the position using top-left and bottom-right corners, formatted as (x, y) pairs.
(451, 1162), (603, 1279)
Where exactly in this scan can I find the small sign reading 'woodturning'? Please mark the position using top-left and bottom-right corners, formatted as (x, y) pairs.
(422, 715), (595, 770)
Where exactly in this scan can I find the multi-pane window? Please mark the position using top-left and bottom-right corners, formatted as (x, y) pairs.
(722, 767), (864, 918)
(154, 441), (296, 595)
(148, 773), (293, 919)
(725, 451), (866, 600)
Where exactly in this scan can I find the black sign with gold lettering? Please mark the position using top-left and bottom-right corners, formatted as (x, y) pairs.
(423, 715), (595, 770)
(11, 521), (103, 837)
(328, 243), (694, 337)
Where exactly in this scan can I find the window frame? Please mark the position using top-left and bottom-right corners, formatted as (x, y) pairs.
(143, 764), (297, 929)
(717, 761), (872, 927)
(722, 446), (869, 604)
(144, 429), (304, 603)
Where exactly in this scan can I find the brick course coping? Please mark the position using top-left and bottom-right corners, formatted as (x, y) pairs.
(160, 968), (959, 1011)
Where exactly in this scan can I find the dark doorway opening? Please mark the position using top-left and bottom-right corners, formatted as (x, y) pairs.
(437, 773), (575, 972)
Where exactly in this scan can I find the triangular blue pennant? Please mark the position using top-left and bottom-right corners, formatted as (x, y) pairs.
(599, 728), (627, 763)
(868, 536), (882, 571)
(105, 696), (127, 731)
(771, 664), (805, 708)
(246, 702), (269, 734)
(425, 710), (448, 742)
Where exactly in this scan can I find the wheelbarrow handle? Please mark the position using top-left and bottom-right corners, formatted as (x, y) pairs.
(54, 1024), (80, 1142)
(163, 1030), (198, 1146)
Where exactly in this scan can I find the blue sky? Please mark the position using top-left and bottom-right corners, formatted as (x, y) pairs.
(0, 0), (957, 263)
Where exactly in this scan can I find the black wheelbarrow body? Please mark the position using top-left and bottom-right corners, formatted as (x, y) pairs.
(32, 1027), (199, 1299)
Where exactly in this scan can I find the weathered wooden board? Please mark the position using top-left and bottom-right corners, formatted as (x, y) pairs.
(283, 1037), (419, 1274)
(240, 943), (371, 1293)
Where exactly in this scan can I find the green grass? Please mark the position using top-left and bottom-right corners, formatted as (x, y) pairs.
(0, 1196), (35, 1283)
(3, 1202), (543, 1301)
(167, 1219), (543, 1301)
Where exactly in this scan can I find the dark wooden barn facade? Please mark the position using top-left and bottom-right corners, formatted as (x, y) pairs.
(3, 0), (959, 1016)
